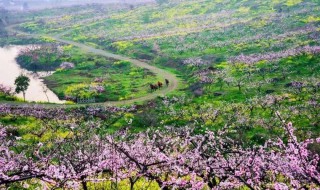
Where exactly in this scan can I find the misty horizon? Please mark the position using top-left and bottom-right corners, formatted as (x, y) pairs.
(0, 0), (155, 11)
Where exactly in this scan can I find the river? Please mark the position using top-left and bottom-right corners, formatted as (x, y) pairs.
(0, 46), (65, 104)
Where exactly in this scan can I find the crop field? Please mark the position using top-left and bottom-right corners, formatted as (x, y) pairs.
(0, 0), (320, 189)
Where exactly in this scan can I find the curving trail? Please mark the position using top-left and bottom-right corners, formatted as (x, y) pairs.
(3, 25), (179, 107)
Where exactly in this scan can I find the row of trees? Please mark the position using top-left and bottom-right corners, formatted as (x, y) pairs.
(229, 46), (320, 65)
(0, 112), (319, 189)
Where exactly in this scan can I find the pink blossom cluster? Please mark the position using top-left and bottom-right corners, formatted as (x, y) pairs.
(229, 45), (320, 65)
(153, 8), (316, 55)
(0, 104), (137, 120)
(0, 84), (13, 96)
(19, 44), (62, 63)
(94, 77), (104, 83)
(89, 85), (105, 93)
(94, 85), (105, 93)
(193, 68), (221, 84)
(183, 57), (210, 67)
(0, 120), (319, 189)
(209, 25), (318, 49)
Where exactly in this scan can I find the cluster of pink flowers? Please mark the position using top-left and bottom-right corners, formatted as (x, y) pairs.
(154, 7), (317, 55)
(88, 85), (105, 93)
(0, 84), (13, 96)
(19, 44), (63, 63)
(0, 118), (319, 189)
(94, 77), (104, 83)
(94, 85), (105, 93)
(208, 25), (318, 49)
(229, 45), (320, 64)
(183, 57), (209, 67)
(0, 104), (137, 120)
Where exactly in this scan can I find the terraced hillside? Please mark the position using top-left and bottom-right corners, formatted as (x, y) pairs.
(0, 0), (320, 189)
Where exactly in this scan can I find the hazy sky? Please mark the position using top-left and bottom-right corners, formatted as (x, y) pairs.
(0, 0), (154, 10)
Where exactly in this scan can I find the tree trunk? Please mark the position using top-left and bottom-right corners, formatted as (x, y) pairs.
(130, 182), (134, 190)
(155, 179), (169, 190)
(23, 92), (26, 102)
(208, 180), (217, 188)
(82, 180), (88, 190)
(44, 90), (49, 102)
(238, 84), (241, 92)
(129, 178), (135, 190)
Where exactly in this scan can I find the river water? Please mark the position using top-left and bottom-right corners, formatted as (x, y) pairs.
(0, 46), (65, 104)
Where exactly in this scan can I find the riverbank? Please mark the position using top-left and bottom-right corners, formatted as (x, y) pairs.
(0, 45), (65, 103)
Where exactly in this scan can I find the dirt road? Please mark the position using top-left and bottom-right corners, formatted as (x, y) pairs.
(3, 25), (179, 107)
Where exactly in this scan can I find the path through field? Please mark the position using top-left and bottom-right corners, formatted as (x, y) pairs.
(3, 25), (179, 107)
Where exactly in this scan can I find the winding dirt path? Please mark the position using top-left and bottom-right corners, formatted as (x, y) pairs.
(3, 25), (179, 107)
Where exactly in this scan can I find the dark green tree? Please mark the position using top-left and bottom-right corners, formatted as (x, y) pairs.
(14, 74), (30, 102)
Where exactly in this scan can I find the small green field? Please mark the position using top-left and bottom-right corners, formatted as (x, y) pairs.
(45, 56), (162, 102)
